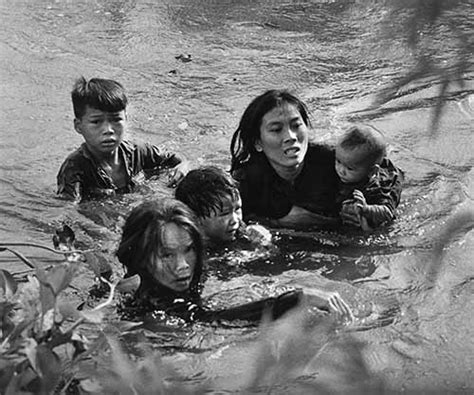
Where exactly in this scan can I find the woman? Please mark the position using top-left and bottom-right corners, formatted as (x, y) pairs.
(116, 198), (352, 322)
(230, 90), (341, 229)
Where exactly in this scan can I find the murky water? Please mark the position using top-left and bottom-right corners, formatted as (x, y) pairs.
(1, 0), (473, 392)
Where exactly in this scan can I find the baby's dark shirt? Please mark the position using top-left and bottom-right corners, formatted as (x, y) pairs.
(57, 140), (181, 202)
(336, 158), (404, 214)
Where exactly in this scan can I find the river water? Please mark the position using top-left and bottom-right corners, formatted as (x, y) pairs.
(0, 0), (473, 392)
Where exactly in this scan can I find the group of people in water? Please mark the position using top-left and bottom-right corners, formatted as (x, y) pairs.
(57, 77), (404, 323)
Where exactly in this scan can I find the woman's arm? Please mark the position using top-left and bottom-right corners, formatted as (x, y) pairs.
(271, 206), (340, 229)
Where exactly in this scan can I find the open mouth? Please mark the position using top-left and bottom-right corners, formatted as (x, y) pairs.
(284, 146), (300, 156)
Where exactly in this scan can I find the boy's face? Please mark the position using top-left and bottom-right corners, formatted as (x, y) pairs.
(199, 194), (243, 243)
(74, 106), (126, 157)
(335, 145), (372, 184)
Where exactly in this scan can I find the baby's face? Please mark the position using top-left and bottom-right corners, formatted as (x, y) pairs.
(335, 145), (371, 184)
(199, 194), (243, 243)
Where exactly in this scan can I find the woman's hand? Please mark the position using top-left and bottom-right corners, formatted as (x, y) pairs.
(275, 206), (339, 229)
(303, 287), (354, 322)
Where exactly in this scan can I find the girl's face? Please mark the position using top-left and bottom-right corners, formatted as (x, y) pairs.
(335, 145), (371, 184)
(255, 103), (309, 174)
(147, 222), (197, 292)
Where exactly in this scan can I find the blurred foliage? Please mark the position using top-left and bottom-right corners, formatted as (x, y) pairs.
(374, 0), (473, 134)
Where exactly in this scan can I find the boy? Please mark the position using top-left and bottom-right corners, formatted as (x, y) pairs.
(57, 77), (189, 202)
(175, 166), (271, 246)
(335, 125), (404, 231)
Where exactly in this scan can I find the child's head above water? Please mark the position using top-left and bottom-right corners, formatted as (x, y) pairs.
(72, 77), (128, 157)
(335, 124), (387, 184)
(175, 166), (243, 243)
(116, 198), (204, 294)
(72, 77), (128, 118)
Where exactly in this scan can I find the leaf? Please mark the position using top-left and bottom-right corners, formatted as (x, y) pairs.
(81, 309), (104, 324)
(0, 270), (18, 298)
(116, 274), (140, 294)
(34, 345), (62, 393)
(36, 263), (79, 297)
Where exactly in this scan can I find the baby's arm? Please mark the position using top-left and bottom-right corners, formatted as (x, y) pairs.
(341, 190), (394, 231)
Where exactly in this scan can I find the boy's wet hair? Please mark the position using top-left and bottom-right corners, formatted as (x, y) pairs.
(71, 76), (128, 118)
(116, 198), (203, 294)
(338, 124), (387, 167)
(175, 166), (240, 218)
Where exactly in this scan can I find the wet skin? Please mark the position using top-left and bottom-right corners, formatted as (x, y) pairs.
(74, 105), (127, 187)
(255, 102), (309, 182)
(146, 222), (197, 292)
(334, 145), (372, 184)
(199, 194), (243, 243)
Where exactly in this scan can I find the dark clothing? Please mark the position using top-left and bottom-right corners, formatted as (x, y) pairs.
(57, 140), (182, 202)
(232, 143), (339, 222)
(119, 286), (302, 323)
(336, 158), (404, 227)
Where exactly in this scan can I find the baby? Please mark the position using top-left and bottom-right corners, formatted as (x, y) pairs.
(335, 125), (404, 231)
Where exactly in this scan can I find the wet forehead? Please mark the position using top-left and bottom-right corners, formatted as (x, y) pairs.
(162, 222), (193, 249)
(220, 193), (242, 210)
(336, 145), (370, 166)
(261, 103), (301, 127)
(82, 106), (125, 118)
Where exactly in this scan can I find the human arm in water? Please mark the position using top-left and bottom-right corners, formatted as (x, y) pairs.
(206, 287), (353, 323)
(268, 206), (340, 229)
(340, 189), (394, 231)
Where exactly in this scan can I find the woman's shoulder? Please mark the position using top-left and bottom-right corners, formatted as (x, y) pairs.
(232, 154), (272, 181)
(306, 142), (335, 163)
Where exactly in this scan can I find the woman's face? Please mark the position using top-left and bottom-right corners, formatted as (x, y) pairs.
(255, 102), (309, 174)
(147, 222), (197, 292)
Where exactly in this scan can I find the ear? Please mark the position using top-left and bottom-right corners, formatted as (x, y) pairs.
(254, 140), (263, 152)
(73, 118), (83, 135)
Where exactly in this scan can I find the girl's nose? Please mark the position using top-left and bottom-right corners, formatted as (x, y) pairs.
(175, 254), (190, 273)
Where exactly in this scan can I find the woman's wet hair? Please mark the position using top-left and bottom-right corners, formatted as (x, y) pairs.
(175, 166), (240, 218)
(338, 124), (387, 167)
(230, 89), (311, 172)
(71, 76), (128, 119)
(116, 198), (203, 293)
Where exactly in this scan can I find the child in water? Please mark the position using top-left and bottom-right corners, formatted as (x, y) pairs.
(57, 77), (190, 202)
(175, 166), (272, 248)
(116, 198), (352, 322)
(336, 124), (404, 231)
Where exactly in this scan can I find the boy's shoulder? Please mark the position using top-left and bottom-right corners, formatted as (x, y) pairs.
(58, 143), (93, 172)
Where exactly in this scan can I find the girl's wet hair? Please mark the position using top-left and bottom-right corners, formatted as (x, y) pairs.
(338, 124), (387, 167)
(230, 89), (311, 172)
(175, 166), (240, 218)
(71, 76), (128, 118)
(116, 198), (204, 293)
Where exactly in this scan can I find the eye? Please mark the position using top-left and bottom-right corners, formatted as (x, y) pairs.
(185, 244), (195, 254)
